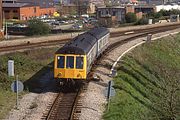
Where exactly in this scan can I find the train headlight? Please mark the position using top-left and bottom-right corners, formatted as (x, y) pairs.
(57, 72), (62, 77)
(77, 74), (82, 78)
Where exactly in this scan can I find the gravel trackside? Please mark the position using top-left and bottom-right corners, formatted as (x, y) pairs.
(0, 33), (81, 48)
(4, 92), (56, 120)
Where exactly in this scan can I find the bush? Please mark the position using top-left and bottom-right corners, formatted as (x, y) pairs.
(135, 17), (149, 25)
(125, 12), (137, 23)
(26, 19), (50, 36)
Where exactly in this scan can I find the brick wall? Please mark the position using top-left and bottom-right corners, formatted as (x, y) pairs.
(3, 6), (55, 20)
(20, 7), (55, 20)
(61, 5), (77, 15)
(3, 7), (20, 19)
(126, 5), (135, 13)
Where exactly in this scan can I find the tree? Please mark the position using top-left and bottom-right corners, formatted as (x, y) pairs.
(170, 9), (180, 15)
(125, 12), (137, 23)
(26, 19), (50, 36)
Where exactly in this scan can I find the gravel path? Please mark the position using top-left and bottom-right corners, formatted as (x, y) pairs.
(2, 26), (180, 120)
(4, 71), (58, 120)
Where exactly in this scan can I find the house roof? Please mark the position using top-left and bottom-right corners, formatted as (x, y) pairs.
(97, 6), (125, 9)
(131, 0), (138, 3)
(3, 2), (38, 8)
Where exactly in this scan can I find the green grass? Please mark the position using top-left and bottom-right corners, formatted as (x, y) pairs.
(104, 34), (180, 120)
(0, 47), (58, 119)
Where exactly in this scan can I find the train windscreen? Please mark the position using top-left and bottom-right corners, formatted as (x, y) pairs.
(76, 57), (83, 69)
(66, 56), (74, 68)
(57, 56), (65, 68)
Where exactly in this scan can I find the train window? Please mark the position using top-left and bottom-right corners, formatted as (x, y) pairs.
(76, 57), (83, 69)
(66, 56), (74, 69)
(57, 56), (65, 68)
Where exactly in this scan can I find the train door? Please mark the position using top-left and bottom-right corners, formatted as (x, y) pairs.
(65, 55), (75, 78)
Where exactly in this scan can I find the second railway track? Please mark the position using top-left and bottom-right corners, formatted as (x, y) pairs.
(0, 23), (180, 54)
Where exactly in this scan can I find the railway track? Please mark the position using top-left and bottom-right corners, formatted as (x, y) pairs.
(43, 83), (87, 120)
(0, 39), (68, 53)
(46, 92), (79, 120)
(110, 23), (180, 37)
(0, 23), (180, 54)
(107, 23), (180, 53)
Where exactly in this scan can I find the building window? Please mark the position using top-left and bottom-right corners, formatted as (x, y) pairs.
(13, 17), (18, 19)
(34, 7), (36, 13)
(106, 10), (109, 15)
(113, 11), (116, 16)
(4, 10), (10, 13)
(13, 10), (18, 13)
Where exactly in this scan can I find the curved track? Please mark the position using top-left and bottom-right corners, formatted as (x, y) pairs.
(0, 23), (180, 54)
(108, 24), (180, 53)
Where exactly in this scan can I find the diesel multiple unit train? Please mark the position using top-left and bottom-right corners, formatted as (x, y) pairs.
(54, 27), (110, 85)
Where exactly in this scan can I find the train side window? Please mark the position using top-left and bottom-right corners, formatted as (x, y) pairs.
(76, 57), (83, 69)
(57, 56), (65, 68)
(66, 56), (74, 69)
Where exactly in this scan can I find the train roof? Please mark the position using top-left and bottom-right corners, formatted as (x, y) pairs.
(87, 27), (109, 39)
(56, 27), (109, 55)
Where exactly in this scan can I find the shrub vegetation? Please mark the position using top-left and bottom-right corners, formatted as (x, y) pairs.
(103, 34), (180, 120)
(125, 12), (137, 23)
(26, 19), (50, 36)
(135, 17), (149, 25)
(0, 48), (57, 119)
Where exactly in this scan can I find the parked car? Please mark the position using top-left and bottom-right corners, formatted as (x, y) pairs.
(72, 23), (83, 29)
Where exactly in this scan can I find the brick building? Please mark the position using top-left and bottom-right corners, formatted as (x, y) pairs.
(59, 2), (96, 16)
(126, 5), (155, 18)
(96, 6), (126, 27)
(3, 0), (55, 20)
(60, 4), (77, 15)
(96, 6), (126, 22)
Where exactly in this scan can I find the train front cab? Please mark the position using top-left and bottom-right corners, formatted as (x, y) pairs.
(54, 54), (87, 81)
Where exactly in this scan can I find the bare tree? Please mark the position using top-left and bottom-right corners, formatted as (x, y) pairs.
(151, 62), (180, 120)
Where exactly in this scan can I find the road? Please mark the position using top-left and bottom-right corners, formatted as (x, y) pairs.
(53, 24), (74, 30)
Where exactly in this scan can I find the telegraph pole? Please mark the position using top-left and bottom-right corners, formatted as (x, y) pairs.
(77, 0), (81, 18)
(0, 0), (3, 30)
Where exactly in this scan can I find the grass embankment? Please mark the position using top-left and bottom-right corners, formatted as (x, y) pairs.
(0, 48), (57, 119)
(104, 34), (180, 120)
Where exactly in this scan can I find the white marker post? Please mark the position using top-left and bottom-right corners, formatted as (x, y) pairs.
(8, 60), (14, 77)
